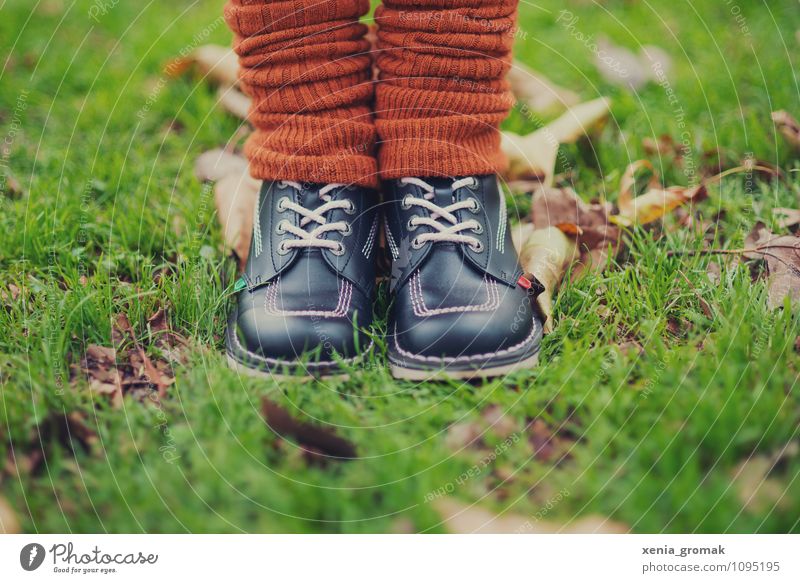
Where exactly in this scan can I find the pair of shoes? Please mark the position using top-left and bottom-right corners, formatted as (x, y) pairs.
(225, 175), (545, 380)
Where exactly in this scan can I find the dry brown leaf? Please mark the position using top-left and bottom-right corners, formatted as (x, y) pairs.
(262, 399), (357, 464)
(515, 226), (578, 333)
(744, 225), (800, 310)
(731, 443), (798, 514)
(501, 97), (611, 185)
(217, 86), (251, 121)
(166, 44), (239, 87)
(115, 314), (174, 398)
(531, 187), (620, 278)
(196, 149), (260, 267)
(772, 110), (800, 151)
(435, 499), (629, 534)
(0, 496), (20, 534)
(1, 171), (23, 197)
(773, 207), (800, 230)
(508, 59), (580, 116)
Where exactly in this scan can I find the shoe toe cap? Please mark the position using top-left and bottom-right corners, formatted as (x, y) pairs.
(232, 297), (366, 363)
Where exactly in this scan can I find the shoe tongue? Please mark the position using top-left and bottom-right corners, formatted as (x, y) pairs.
(417, 177), (455, 207)
(298, 186), (326, 210)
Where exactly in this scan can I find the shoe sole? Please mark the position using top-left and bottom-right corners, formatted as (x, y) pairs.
(389, 350), (540, 381)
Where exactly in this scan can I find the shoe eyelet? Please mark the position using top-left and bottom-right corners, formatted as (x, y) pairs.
(472, 223), (484, 235)
(411, 237), (424, 250)
(275, 220), (289, 235)
(342, 223), (353, 236)
(344, 201), (357, 215)
(467, 177), (479, 191)
(401, 195), (413, 210)
(276, 196), (290, 212)
(407, 218), (419, 231)
(331, 243), (346, 257)
(468, 198), (481, 213)
(470, 241), (485, 253)
(277, 242), (291, 255)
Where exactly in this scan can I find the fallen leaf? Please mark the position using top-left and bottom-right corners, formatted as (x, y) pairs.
(744, 225), (800, 310)
(482, 405), (518, 440)
(435, 499), (629, 534)
(1, 171), (23, 197)
(115, 314), (174, 398)
(7, 412), (98, 476)
(195, 148), (260, 267)
(772, 110), (800, 151)
(0, 496), (20, 534)
(773, 207), (800, 230)
(531, 187), (620, 278)
(166, 44), (239, 87)
(262, 399), (357, 463)
(501, 97), (611, 185)
(508, 59), (580, 116)
(217, 86), (251, 120)
(731, 442), (798, 514)
(515, 226), (578, 333)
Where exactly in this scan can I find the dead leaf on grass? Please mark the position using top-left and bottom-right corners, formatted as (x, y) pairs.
(0, 496), (20, 534)
(166, 44), (239, 87)
(508, 59), (580, 116)
(772, 110), (800, 151)
(262, 399), (357, 464)
(195, 148), (259, 268)
(731, 442), (798, 515)
(743, 224), (800, 310)
(6, 412), (98, 477)
(501, 97), (611, 185)
(434, 498), (629, 534)
(515, 226), (578, 333)
(773, 207), (800, 230)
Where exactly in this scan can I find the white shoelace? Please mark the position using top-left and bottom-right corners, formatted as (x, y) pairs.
(400, 177), (484, 251)
(275, 181), (353, 255)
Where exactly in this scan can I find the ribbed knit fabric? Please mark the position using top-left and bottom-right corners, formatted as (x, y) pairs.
(374, 0), (518, 179)
(224, 0), (518, 186)
(224, 0), (379, 187)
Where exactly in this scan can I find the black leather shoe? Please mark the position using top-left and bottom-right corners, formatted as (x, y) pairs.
(226, 180), (379, 378)
(384, 175), (544, 380)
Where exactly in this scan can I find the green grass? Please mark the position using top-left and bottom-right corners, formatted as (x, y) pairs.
(1, 0), (799, 533)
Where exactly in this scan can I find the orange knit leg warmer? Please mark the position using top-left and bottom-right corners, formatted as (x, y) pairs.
(374, 0), (518, 179)
(224, 0), (379, 188)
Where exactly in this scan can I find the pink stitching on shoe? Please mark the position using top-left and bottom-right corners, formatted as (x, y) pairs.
(391, 318), (539, 364)
(264, 277), (352, 318)
(230, 326), (374, 367)
(409, 273), (500, 317)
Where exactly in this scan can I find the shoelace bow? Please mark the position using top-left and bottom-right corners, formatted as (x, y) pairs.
(275, 181), (353, 255)
(400, 177), (484, 251)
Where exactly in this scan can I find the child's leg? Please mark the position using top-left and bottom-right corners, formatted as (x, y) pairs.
(374, 0), (518, 179)
(376, 0), (544, 380)
(224, 0), (378, 187)
(223, 0), (380, 378)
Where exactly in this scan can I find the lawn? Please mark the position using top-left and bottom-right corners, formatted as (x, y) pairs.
(1, 0), (799, 533)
